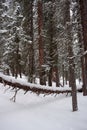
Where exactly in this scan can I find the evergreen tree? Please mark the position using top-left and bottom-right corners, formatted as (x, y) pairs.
(19, 0), (34, 82)
(2, 0), (23, 77)
(43, 0), (60, 86)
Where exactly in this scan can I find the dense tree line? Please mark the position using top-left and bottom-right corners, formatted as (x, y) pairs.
(0, 0), (87, 111)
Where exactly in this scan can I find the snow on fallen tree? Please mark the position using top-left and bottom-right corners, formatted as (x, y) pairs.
(0, 73), (82, 102)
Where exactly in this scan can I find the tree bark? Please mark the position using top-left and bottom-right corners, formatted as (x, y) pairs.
(79, 0), (87, 95)
(62, 64), (64, 86)
(28, 0), (34, 83)
(64, 0), (78, 111)
(65, 71), (68, 85)
(37, 0), (46, 85)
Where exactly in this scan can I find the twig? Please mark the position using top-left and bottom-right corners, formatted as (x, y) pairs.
(10, 88), (20, 102)
(4, 86), (11, 93)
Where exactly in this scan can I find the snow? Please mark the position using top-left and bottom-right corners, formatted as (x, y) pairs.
(0, 30), (8, 34)
(83, 50), (87, 56)
(0, 77), (87, 130)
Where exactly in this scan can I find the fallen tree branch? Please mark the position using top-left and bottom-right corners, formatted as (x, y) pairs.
(10, 88), (20, 102)
(0, 74), (82, 95)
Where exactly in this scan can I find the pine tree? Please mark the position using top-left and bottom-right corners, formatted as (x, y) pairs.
(2, 0), (23, 77)
(43, 0), (60, 87)
(20, 0), (35, 82)
(0, 0), (8, 68)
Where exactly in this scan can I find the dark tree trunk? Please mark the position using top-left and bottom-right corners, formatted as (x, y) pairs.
(64, 0), (78, 111)
(55, 66), (60, 87)
(11, 64), (15, 77)
(37, 0), (46, 85)
(28, 0), (34, 83)
(62, 64), (64, 86)
(79, 0), (87, 95)
(75, 0), (85, 91)
(55, 46), (60, 87)
(19, 65), (22, 78)
(65, 71), (68, 85)
(48, 67), (52, 86)
(15, 47), (19, 79)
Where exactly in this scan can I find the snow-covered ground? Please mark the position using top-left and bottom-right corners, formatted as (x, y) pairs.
(0, 82), (87, 130)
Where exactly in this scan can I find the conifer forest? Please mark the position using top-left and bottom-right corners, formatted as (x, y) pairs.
(0, 0), (87, 116)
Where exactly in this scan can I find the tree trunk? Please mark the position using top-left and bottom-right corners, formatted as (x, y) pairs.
(15, 47), (19, 79)
(48, 67), (52, 86)
(27, 0), (34, 83)
(55, 66), (60, 87)
(68, 43), (78, 111)
(79, 0), (87, 95)
(65, 71), (68, 85)
(37, 0), (46, 85)
(65, 0), (78, 111)
(62, 64), (64, 86)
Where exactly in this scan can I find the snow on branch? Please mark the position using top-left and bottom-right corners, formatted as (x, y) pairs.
(83, 51), (87, 56)
(0, 29), (8, 34)
(0, 73), (82, 96)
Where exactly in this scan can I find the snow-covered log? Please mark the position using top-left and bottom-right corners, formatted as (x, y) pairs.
(0, 73), (82, 95)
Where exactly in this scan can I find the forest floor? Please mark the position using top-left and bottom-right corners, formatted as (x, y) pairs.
(0, 76), (87, 130)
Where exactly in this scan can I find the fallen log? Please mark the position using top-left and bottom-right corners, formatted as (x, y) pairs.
(0, 73), (82, 96)
(0, 76), (71, 95)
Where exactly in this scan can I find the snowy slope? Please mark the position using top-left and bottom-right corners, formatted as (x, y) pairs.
(0, 83), (87, 130)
